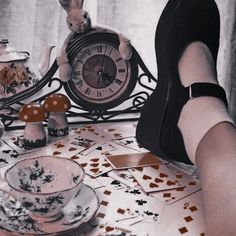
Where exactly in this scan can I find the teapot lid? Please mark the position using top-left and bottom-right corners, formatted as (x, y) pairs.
(0, 39), (30, 62)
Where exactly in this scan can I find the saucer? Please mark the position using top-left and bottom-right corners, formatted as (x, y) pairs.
(0, 183), (99, 235)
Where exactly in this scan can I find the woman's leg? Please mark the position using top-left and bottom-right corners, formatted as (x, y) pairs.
(196, 122), (236, 235)
(178, 42), (236, 235)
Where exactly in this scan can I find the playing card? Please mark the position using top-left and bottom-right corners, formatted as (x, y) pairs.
(0, 143), (21, 167)
(129, 164), (184, 193)
(20, 135), (88, 159)
(82, 174), (104, 189)
(71, 152), (113, 177)
(108, 170), (141, 190)
(96, 174), (127, 191)
(71, 124), (107, 143)
(100, 122), (137, 140)
(113, 136), (148, 153)
(163, 190), (205, 235)
(70, 141), (139, 177)
(168, 161), (198, 177)
(93, 177), (164, 228)
(97, 141), (138, 156)
(105, 152), (163, 169)
(1, 130), (38, 154)
(93, 222), (144, 236)
(150, 167), (201, 204)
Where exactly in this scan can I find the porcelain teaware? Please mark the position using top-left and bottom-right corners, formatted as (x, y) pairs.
(1, 156), (84, 222)
(0, 39), (54, 98)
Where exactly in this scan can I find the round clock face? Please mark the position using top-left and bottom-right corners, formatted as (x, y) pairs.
(68, 42), (137, 110)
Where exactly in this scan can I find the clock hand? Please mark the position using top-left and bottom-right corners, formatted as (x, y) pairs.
(97, 71), (102, 85)
(102, 72), (113, 83)
(97, 44), (108, 86)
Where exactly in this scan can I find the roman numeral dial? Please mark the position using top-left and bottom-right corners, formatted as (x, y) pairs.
(67, 35), (138, 111)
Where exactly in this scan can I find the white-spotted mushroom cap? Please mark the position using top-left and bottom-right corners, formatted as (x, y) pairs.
(43, 93), (71, 112)
(19, 103), (48, 122)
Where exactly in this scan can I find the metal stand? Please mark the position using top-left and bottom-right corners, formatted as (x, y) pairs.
(0, 30), (157, 131)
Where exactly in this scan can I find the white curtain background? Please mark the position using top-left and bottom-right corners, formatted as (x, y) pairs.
(0, 0), (236, 121)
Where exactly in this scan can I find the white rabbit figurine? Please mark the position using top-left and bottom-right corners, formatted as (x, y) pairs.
(58, 0), (133, 82)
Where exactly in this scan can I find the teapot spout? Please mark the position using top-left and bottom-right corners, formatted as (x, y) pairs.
(38, 45), (55, 77)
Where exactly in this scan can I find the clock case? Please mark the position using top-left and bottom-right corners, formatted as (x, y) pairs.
(0, 28), (157, 130)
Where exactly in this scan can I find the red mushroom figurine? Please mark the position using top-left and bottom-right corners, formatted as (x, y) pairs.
(18, 103), (48, 149)
(43, 93), (71, 137)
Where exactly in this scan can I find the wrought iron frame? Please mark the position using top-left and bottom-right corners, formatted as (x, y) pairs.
(0, 29), (157, 131)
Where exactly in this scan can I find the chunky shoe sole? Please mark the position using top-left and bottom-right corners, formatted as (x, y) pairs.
(136, 0), (227, 164)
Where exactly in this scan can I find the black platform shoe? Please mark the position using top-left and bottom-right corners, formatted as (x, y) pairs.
(136, 0), (228, 164)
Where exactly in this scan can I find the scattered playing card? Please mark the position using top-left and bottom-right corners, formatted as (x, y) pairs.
(71, 124), (107, 143)
(100, 122), (137, 140)
(94, 222), (144, 236)
(96, 174), (126, 191)
(108, 170), (140, 190)
(70, 140), (141, 177)
(70, 152), (113, 178)
(97, 141), (138, 157)
(113, 136), (148, 153)
(129, 164), (184, 193)
(163, 190), (205, 235)
(82, 174), (104, 189)
(93, 180), (164, 228)
(0, 144), (21, 167)
(21, 133), (101, 160)
(105, 152), (163, 169)
(1, 130), (38, 154)
(150, 167), (201, 204)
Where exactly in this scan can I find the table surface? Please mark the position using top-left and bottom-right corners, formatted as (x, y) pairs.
(0, 121), (205, 236)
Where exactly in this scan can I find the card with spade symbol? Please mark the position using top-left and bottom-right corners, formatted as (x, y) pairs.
(21, 134), (97, 159)
(1, 130), (37, 154)
(113, 136), (148, 153)
(0, 143), (21, 167)
(71, 141), (140, 177)
(93, 184), (164, 228)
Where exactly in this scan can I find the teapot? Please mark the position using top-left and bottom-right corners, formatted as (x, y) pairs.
(0, 39), (54, 98)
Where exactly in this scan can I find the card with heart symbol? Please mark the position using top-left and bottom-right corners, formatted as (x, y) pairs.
(70, 141), (138, 177)
(129, 164), (184, 193)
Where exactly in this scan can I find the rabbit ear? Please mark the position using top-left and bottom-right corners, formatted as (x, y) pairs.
(59, 0), (72, 12)
(71, 0), (84, 9)
(59, 0), (84, 12)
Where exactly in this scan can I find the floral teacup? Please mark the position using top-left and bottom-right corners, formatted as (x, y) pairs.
(2, 156), (84, 222)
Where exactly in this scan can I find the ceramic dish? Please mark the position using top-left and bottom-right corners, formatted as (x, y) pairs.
(0, 183), (99, 235)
